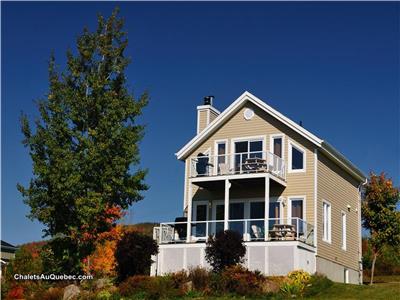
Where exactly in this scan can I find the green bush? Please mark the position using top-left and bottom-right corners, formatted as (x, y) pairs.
(205, 230), (246, 273)
(115, 231), (158, 282)
(303, 273), (333, 297)
(280, 270), (312, 298)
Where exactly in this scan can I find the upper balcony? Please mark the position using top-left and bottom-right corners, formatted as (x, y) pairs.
(189, 151), (286, 181)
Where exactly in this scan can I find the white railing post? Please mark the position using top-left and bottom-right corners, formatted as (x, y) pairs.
(264, 175), (270, 241)
(206, 221), (209, 240)
(244, 219), (247, 241)
(224, 179), (230, 230)
(187, 183), (192, 243)
(296, 218), (299, 240)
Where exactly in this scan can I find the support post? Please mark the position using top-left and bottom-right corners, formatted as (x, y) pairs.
(264, 175), (270, 241)
(224, 179), (230, 230)
(186, 182), (193, 242)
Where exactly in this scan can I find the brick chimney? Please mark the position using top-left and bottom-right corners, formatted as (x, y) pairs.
(197, 96), (220, 134)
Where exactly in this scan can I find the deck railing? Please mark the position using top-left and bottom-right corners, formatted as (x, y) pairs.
(189, 151), (286, 180)
(154, 217), (314, 247)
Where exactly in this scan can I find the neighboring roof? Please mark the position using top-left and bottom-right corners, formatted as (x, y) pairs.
(176, 91), (366, 182)
(1, 240), (17, 252)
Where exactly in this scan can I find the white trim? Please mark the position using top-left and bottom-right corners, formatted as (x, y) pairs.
(190, 172), (287, 187)
(177, 91), (365, 182)
(196, 109), (200, 134)
(269, 133), (285, 161)
(196, 105), (221, 115)
(177, 91), (323, 160)
(288, 140), (306, 173)
(341, 211), (347, 251)
(184, 160), (188, 211)
(287, 196), (307, 222)
(314, 149), (318, 251)
(214, 139), (228, 176)
(230, 135), (266, 168)
(322, 199), (332, 244)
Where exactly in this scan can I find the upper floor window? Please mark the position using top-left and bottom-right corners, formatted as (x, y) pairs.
(323, 201), (331, 243)
(288, 141), (306, 172)
(270, 134), (284, 159)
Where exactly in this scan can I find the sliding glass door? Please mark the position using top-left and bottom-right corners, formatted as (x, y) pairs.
(234, 140), (263, 172)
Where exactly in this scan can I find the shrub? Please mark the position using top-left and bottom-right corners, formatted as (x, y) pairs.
(118, 275), (152, 297)
(39, 287), (64, 300)
(6, 285), (24, 300)
(170, 270), (189, 289)
(115, 231), (158, 282)
(205, 230), (246, 272)
(188, 267), (210, 291)
(144, 276), (180, 300)
(219, 265), (266, 296)
(280, 270), (311, 298)
(303, 273), (333, 297)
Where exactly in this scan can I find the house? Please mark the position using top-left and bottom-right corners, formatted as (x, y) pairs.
(1, 240), (18, 276)
(151, 91), (366, 284)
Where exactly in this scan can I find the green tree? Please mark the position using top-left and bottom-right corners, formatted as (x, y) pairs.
(362, 172), (400, 284)
(17, 8), (148, 273)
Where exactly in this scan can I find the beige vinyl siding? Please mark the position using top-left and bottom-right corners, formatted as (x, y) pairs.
(317, 152), (360, 271)
(198, 110), (208, 133)
(209, 109), (219, 123)
(184, 102), (316, 224)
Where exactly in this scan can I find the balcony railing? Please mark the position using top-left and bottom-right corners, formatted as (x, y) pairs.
(190, 151), (286, 180)
(153, 217), (314, 247)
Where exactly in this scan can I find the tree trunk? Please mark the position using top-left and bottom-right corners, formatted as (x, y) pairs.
(370, 252), (378, 285)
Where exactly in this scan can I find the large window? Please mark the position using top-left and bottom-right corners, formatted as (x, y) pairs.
(323, 201), (331, 243)
(234, 139), (264, 172)
(342, 211), (347, 250)
(288, 141), (305, 172)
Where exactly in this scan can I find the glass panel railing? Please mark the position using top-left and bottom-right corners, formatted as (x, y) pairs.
(156, 218), (314, 246)
(190, 151), (286, 180)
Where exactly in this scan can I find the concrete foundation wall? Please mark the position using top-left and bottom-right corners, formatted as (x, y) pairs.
(152, 242), (316, 276)
(316, 256), (361, 284)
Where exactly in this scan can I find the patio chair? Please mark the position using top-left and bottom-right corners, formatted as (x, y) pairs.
(218, 163), (230, 175)
(251, 225), (263, 240)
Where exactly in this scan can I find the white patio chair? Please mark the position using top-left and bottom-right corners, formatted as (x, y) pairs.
(251, 225), (263, 240)
(218, 163), (230, 175)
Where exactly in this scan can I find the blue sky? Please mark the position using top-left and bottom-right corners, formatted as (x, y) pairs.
(2, 2), (399, 245)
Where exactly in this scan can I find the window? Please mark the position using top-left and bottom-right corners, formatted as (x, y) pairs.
(288, 141), (306, 172)
(342, 212), (347, 250)
(289, 197), (304, 233)
(273, 137), (283, 158)
(233, 138), (264, 172)
(215, 141), (227, 175)
(323, 201), (331, 243)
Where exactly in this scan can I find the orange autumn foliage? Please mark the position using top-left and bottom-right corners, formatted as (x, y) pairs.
(82, 224), (123, 276)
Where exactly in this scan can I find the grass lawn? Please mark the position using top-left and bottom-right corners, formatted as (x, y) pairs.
(177, 282), (400, 300)
(304, 282), (400, 300)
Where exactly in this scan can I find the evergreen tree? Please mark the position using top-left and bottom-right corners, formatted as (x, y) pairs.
(18, 8), (148, 273)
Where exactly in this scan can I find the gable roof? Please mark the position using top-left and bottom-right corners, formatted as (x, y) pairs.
(176, 91), (366, 182)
